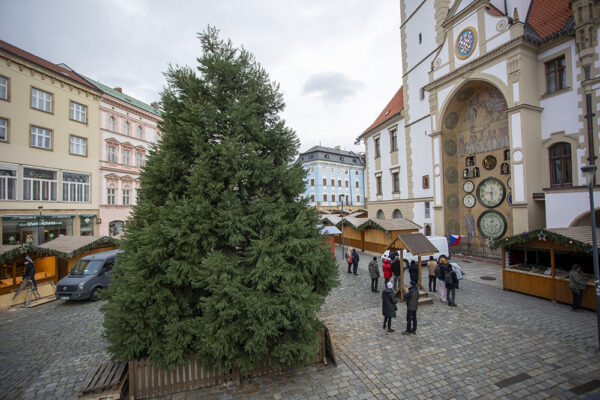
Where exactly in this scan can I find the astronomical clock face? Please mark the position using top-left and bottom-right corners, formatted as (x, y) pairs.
(463, 194), (476, 208)
(477, 177), (506, 208)
(463, 180), (474, 193)
(477, 210), (507, 239)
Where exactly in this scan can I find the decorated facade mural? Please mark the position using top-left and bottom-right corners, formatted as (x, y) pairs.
(442, 82), (512, 241)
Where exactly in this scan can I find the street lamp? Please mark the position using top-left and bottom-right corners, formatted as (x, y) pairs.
(340, 197), (345, 260)
(37, 206), (43, 245)
(582, 164), (600, 351)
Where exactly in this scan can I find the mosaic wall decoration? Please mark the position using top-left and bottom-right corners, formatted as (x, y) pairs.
(455, 27), (477, 60)
(447, 220), (460, 235)
(457, 86), (475, 102)
(446, 194), (459, 211)
(477, 210), (507, 239)
(444, 139), (457, 156)
(445, 166), (458, 183)
(445, 112), (459, 129)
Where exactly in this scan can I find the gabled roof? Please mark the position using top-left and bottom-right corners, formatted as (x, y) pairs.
(37, 235), (119, 258)
(386, 233), (439, 255)
(0, 40), (97, 90)
(359, 86), (403, 139)
(81, 75), (160, 116)
(525, 0), (573, 43)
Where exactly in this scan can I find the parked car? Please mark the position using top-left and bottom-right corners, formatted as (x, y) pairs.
(55, 249), (120, 301)
(381, 236), (451, 269)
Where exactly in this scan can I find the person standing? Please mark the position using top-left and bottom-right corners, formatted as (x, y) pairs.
(437, 258), (449, 303)
(368, 256), (380, 292)
(427, 256), (437, 292)
(408, 260), (419, 285)
(569, 264), (587, 312)
(391, 256), (401, 290)
(351, 248), (360, 275)
(445, 265), (458, 307)
(23, 255), (37, 289)
(382, 258), (392, 286)
(382, 281), (398, 332)
(346, 248), (353, 273)
(402, 280), (420, 335)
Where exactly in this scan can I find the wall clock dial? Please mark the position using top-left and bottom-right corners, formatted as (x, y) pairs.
(477, 210), (507, 239)
(476, 177), (506, 208)
(463, 194), (476, 208)
(463, 180), (474, 193)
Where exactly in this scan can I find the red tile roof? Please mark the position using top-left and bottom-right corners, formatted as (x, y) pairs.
(360, 86), (404, 137)
(526, 0), (572, 40)
(0, 39), (96, 90)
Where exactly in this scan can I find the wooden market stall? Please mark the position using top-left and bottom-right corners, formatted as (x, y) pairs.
(495, 226), (598, 310)
(385, 233), (438, 301)
(319, 225), (342, 258)
(37, 236), (120, 280)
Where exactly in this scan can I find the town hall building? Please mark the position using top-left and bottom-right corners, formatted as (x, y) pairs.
(359, 0), (600, 243)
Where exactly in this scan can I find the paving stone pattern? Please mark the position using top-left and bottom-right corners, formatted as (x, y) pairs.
(1, 248), (600, 399)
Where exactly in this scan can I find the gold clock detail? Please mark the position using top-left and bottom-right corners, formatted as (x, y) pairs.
(476, 177), (505, 208)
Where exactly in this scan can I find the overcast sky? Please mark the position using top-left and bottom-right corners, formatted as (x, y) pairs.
(0, 0), (403, 154)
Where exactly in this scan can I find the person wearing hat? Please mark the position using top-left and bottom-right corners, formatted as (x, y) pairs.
(381, 281), (398, 332)
(23, 255), (37, 289)
(437, 258), (449, 303)
(402, 280), (420, 335)
(569, 264), (587, 312)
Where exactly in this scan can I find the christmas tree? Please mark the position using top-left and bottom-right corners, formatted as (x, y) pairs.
(101, 27), (338, 372)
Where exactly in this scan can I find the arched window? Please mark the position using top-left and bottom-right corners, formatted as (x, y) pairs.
(549, 142), (572, 186)
(108, 116), (115, 131)
(124, 122), (130, 136)
(376, 210), (385, 219)
(137, 126), (143, 139)
(392, 209), (403, 219)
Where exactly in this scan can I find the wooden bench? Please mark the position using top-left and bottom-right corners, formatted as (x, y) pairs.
(78, 360), (128, 400)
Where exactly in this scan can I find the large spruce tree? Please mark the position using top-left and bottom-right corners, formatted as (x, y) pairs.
(101, 28), (338, 372)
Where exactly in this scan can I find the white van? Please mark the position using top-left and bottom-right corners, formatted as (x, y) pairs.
(382, 236), (450, 269)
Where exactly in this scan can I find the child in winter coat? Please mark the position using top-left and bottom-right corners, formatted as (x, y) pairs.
(382, 259), (392, 285)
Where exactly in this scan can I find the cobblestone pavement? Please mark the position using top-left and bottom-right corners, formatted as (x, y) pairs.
(1, 248), (600, 399)
(0, 299), (109, 400)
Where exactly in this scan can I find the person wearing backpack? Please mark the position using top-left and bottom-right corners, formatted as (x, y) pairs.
(402, 280), (420, 335)
(437, 258), (449, 303)
(445, 264), (458, 307)
(427, 256), (437, 292)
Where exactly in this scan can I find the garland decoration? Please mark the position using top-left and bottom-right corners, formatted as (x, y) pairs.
(491, 228), (592, 252)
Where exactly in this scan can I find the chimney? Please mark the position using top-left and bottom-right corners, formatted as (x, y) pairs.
(151, 102), (159, 108)
(335, 146), (341, 150)
(114, 87), (122, 92)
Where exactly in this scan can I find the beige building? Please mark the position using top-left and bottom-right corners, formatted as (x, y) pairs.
(0, 40), (102, 245)
(359, 0), (600, 244)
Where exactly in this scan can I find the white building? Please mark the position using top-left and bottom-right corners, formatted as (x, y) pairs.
(359, 0), (600, 241)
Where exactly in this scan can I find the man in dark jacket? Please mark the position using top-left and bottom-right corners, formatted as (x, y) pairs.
(23, 255), (37, 289)
(569, 264), (587, 311)
(445, 265), (458, 307)
(391, 256), (401, 290)
(381, 282), (398, 332)
(408, 260), (419, 284)
(351, 248), (360, 275)
(368, 256), (380, 292)
(402, 280), (420, 335)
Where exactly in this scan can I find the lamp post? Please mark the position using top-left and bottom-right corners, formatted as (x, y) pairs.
(582, 164), (600, 350)
(341, 198), (345, 260)
(37, 206), (43, 245)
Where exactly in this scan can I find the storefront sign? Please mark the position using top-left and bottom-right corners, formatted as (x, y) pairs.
(3, 214), (75, 220)
(18, 220), (63, 227)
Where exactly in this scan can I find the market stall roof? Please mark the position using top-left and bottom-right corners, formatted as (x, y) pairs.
(385, 233), (438, 256)
(360, 218), (421, 232)
(320, 226), (342, 235)
(0, 245), (22, 265)
(492, 226), (598, 251)
(37, 236), (119, 258)
(321, 215), (342, 226)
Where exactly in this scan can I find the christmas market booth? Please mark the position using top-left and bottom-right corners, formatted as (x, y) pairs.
(321, 215), (421, 253)
(494, 227), (598, 310)
(37, 235), (120, 280)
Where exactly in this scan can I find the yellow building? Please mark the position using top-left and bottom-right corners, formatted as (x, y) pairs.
(0, 40), (102, 244)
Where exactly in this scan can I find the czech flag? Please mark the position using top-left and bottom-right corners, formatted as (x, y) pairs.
(449, 234), (462, 246)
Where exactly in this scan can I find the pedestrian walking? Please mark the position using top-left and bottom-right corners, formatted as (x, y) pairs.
(427, 256), (437, 292)
(445, 264), (458, 307)
(402, 280), (419, 335)
(569, 264), (587, 312)
(436, 258), (449, 303)
(382, 258), (392, 286)
(408, 260), (419, 284)
(352, 248), (360, 275)
(346, 248), (353, 273)
(382, 281), (398, 332)
(391, 256), (401, 290)
(368, 256), (380, 292)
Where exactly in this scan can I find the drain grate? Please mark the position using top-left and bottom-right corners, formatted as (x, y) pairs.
(495, 373), (532, 388)
(480, 276), (497, 281)
(570, 379), (600, 395)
